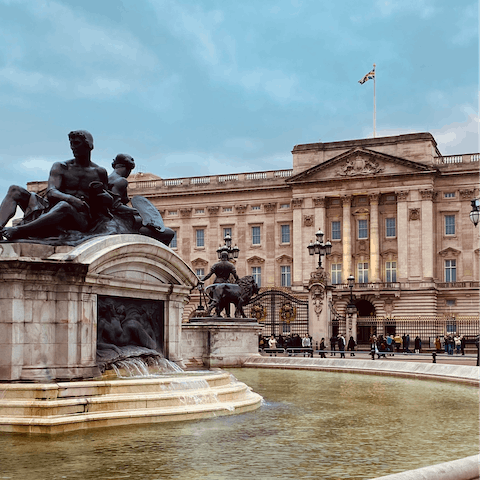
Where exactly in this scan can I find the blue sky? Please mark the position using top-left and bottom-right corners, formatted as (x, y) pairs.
(0, 0), (477, 198)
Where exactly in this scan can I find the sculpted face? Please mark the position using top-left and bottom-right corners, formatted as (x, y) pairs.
(69, 134), (91, 159)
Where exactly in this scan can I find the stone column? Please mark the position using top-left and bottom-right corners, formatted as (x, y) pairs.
(292, 197), (304, 289)
(396, 191), (409, 281)
(369, 193), (380, 282)
(264, 202), (277, 287)
(420, 189), (436, 281)
(342, 195), (352, 282)
(313, 197), (326, 232)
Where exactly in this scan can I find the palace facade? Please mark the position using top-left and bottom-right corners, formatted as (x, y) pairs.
(28, 132), (480, 342)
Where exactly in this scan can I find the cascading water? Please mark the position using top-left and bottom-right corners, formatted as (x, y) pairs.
(110, 355), (184, 378)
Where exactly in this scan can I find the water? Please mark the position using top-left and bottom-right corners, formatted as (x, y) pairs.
(0, 368), (478, 480)
(111, 356), (184, 377)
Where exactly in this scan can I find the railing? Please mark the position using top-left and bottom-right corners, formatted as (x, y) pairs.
(435, 154), (480, 164)
(218, 174), (239, 182)
(246, 172), (267, 180)
(436, 281), (480, 288)
(332, 282), (401, 290)
(164, 179), (183, 186)
(190, 177), (210, 185)
(274, 170), (293, 177)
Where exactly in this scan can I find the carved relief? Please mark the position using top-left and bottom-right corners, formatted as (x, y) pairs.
(235, 204), (248, 214)
(420, 189), (437, 201)
(383, 298), (395, 316)
(358, 240), (368, 252)
(304, 215), (314, 227)
(313, 197), (326, 208)
(180, 208), (192, 217)
(264, 203), (277, 213)
(369, 193), (380, 204)
(409, 208), (420, 221)
(276, 254), (293, 264)
(339, 154), (383, 176)
(396, 191), (409, 201)
(438, 247), (461, 257)
(192, 258), (209, 267)
(308, 268), (328, 287)
(206, 206), (219, 216)
(310, 284), (325, 316)
(459, 189), (475, 199)
(292, 198), (304, 209)
(342, 195), (352, 206)
(247, 255), (265, 264)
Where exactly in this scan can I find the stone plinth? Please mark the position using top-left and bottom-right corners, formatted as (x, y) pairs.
(182, 317), (262, 369)
(0, 235), (197, 382)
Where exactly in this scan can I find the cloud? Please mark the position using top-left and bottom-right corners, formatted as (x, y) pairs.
(374, 0), (436, 18)
(21, 157), (54, 173)
(431, 113), (479, 154)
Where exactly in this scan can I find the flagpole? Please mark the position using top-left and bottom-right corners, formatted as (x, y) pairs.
(373, 63), (376, 138)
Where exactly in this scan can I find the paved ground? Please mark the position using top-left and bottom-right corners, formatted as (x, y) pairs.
(260, 349), (479, 366)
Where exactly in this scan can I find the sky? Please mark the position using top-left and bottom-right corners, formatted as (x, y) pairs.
(0, 0), (478, 198)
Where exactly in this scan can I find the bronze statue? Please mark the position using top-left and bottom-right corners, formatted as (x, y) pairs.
(0, 130), (112, 241)
(202, 251), (239, 284)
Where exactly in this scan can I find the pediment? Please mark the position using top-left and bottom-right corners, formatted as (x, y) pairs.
(247, 255), (265, 264)
(192, 257), (209, 267)
(276, 254), (293, 263)
(438, 247), (461, 257)
(287, 148), (435, 184)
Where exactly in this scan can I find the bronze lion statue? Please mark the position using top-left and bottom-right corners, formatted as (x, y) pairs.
(205, 275), (259, 318)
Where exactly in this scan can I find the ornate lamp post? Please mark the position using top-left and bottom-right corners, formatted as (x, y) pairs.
(345, 275), (356, 335)
(470, 199), (479, 227)
(217, 233), (240, 260)
(307, 229), (332, 268)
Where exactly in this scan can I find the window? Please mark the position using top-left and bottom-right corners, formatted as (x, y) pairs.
(196, 229), (204, 247)
(331, 221), (341, 240)
(358, 219), (368, 239)
(386, 218), (396, 238)
(251, 205), (261, 210)
(281, 225), (290, 243)
(252, 226), (261, 245)
(331, 264), (342, 284)
(358, 263), (369, 283)
(252, 267), (261, 287)
(223, 207), (233, 212)
(196, 268), (204, 278)
(446, 299), (456, 306)
(445, 215), (455, 235)
(281, 266), (291, 287)
(444, 192), (455, 198)
(168, 210), (177, 216)
(386, 261), (397, 282)
(170, 230), (177, 248)
(223, 227), (232, 239)
(280, 203), (290, 209)
(195, 209), (204, 214)
(445, 260), (456, 282)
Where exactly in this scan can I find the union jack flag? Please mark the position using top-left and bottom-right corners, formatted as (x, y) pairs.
(358, 68), (375, 84)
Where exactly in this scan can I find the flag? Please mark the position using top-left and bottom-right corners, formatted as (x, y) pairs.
(358, 68), (375, 84)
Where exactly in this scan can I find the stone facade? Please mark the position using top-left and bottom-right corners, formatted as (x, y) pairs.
(28, 133), (480, 340)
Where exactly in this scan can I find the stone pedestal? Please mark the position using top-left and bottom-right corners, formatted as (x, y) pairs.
(182, 317), (262, 369)
(0, 235), (197, 382)
(307, 268), (332, 346)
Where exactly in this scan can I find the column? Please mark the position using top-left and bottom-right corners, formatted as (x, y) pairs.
(313, 197), (326, 232)
(420, 189), (435, 281)
(369, 193), (380, 282)
(292, 197), (304, 289)
(342, 195), (352, 282)
(396, 191), (409, 281)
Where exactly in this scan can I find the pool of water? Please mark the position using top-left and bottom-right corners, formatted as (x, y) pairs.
(0, 368), (478, 480)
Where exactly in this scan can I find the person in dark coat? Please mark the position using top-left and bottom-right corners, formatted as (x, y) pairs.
(414, 336), (421, 353)
(460, 335), (466, 355)
(330, 335), (337, 356)
(319, 338), (326, 358)
(347, 336), (356, 356)
(337, 334), (346, 358)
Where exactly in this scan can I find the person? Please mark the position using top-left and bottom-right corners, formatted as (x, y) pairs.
(319, 338), (326, 358)
(302, 333), (311, 348)
(330, 335), (337, 356)
(0, 130), (111, 240)
(268, 335), (277, 349)
(386, 334), (394, 356)
(435, 336), (442, 353)
(460, 335), (466, 356)
(454, 334), (461, 354)
(446, 334), (454, 355)
(394, 333), (402, 352)
(347, 336), (356, 356)
(402, 333), (411, 353)
(108, 153), (175, 245)
(337, 334), (345, 358)
(414, 336), (422, 353)
(370, 335), (379, 360)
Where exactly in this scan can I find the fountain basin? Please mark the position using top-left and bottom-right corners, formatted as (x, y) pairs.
(0, 371), (262, 435)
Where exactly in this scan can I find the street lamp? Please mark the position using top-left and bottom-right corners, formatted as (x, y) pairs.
(307, 229), (332, 268)
(217, 233), (240, 260)
(470, 199), (479, 227)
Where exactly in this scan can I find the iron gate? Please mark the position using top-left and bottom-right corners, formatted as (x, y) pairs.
(245, 289), (309, 337)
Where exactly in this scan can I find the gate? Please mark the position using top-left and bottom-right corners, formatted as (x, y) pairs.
(245, 290), (309, 337)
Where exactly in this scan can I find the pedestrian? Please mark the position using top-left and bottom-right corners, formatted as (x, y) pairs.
(347, 336), (356, 356)
(268, 334), (277, 349)
(370, 335), (378, 360)
(319, 337), (326, 358)
(302, 333), (311, 348)
(454, 334), (461, 355)
(386, 335), (394, 356)
(447, 334), (454, 355)
(435, 336), (442, 353)
(330, 335), (337, 356)
(460, 335), (466, 355)
(414, 336), (421, 353)
(337, 334), (346, 358)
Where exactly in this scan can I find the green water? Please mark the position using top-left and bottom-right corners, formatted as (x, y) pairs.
(0, 369), (478, 480)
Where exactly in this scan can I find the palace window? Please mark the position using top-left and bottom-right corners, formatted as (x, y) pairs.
(385, 261), (397, 282)
(252, 267), (261, 287)
(331, 264), (342, 284)
(281, 225), (290, 243)
(251, 205), (261, 210)
(196, 229), (205, 247)
(444, 192), (455, 198)
(223, 227), (232, 239)
(196, 268), (205, 278)
(170, 230), (177, 248)
(331, 221), (341, 240)
(358, 262), (369, 283)
(445, 259), (456, 282)
(445, 215), (455, 235)
(386, 218), (396, 238)
(223, 207), (233, 212)
(168, 210), (178, 216)
(358, 219), (368, 239)
(195, 209), (204, 214)
(280, 203), (290, 209)
(281, 266), (291, 287)
(252, 226), (261, 245)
